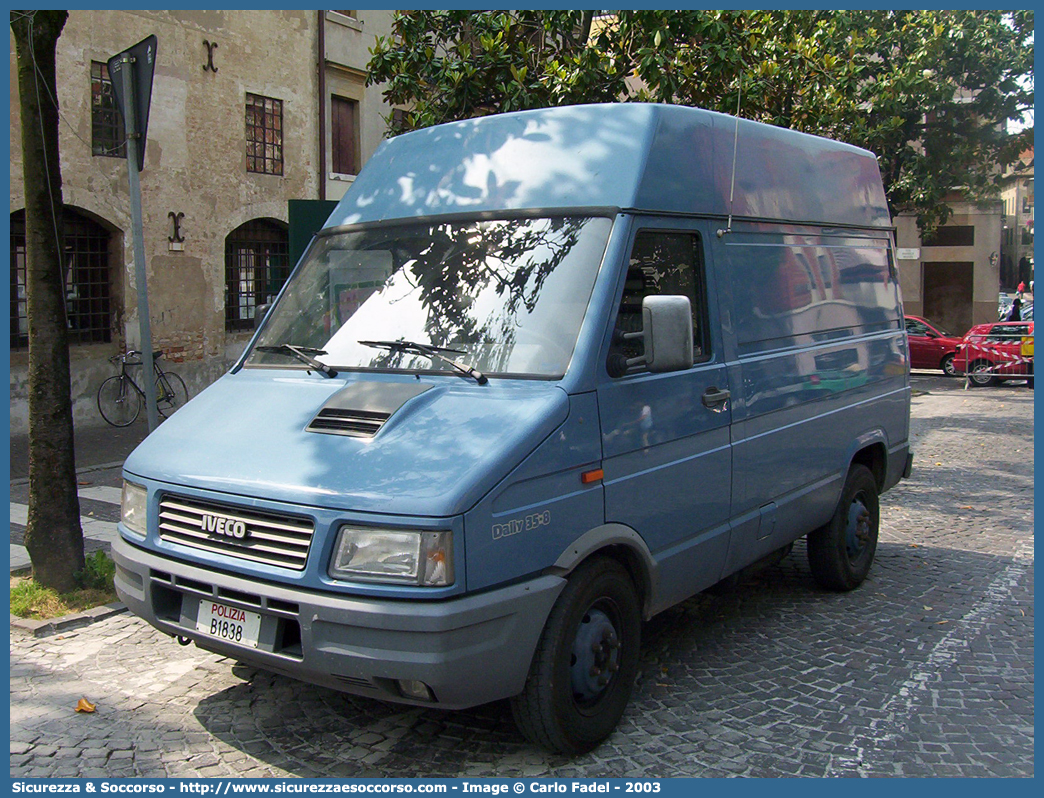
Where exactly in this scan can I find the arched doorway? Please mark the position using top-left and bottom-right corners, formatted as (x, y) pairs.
(224, 218), (289, 331)
(10, 208), (117, 348)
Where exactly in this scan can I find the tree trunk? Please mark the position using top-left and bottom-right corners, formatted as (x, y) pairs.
(11, 9), (85, 593)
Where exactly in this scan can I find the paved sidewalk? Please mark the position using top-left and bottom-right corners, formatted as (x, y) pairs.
(9, 485), (123, 573)
(9, 422), (147, 572)
(9, 375), (1035, 777)
(9, 421), (150, 483)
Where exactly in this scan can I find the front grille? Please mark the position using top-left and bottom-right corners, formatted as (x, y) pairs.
(158, 495), (314, 571)
(306, 407), (390, 437)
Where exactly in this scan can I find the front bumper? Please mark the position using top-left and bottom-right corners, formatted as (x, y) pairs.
(112, 537), (565, 709)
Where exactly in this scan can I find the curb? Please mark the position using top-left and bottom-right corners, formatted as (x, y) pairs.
(10, 602), (128, 638)
(10, 459), (129, 488)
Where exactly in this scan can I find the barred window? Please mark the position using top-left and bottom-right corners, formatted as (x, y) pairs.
(246, 93), (283, 175)
(91, 61), (126, 158)
(10, 209), (114, 348)
(225, 219), (290, 331)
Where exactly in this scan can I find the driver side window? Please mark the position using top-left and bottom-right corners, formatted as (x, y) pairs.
(609, 230), (710, 373)
(905, 319), (929, 336)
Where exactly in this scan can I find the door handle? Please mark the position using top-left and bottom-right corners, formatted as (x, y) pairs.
(702, 387), (731, 409)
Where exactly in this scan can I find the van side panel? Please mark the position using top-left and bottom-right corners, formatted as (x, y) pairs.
(718, 226), (908, 573)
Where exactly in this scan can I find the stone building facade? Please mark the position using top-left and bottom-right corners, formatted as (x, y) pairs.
(999, 149), (1034, 292)
(9, 9), (394, 433)
(895, 199), (1004, 337)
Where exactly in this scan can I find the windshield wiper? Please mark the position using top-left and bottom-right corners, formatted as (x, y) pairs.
(256, 344), (338, 378)
(359, 339), (488, 385)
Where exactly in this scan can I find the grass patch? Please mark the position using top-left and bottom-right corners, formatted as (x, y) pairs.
(10, 550), (119, 620)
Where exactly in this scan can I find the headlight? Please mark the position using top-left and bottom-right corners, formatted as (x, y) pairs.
(329, 527), (453, 586)
(121, 480), (147, 537)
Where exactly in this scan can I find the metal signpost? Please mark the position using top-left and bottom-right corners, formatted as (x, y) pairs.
(108, 36), (159, 431)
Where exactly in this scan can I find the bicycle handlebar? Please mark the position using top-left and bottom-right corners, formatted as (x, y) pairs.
(111, 349), (165, 364)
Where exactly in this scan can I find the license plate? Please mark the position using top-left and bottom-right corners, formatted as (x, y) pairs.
(196, 600), (262, 647)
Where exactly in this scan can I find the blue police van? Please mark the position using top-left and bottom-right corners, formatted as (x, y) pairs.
(114, 104), (912, 754)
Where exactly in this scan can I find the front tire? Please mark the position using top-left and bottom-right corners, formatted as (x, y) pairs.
(967, 360), (997, 386)
(807, 464), (879, 591)
(940, 353), (957, 377)
(511, 558), (641, 754)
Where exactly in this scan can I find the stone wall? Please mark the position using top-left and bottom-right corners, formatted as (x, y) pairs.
(10, 10), (325, 434)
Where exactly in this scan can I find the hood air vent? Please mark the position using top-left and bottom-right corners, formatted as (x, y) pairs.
(306, 381), (433, 438)
(308, 408), (389, 437)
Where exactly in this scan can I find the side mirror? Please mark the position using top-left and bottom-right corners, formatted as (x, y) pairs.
(254, 303), (271, 330)
(609, 295), (694, 376)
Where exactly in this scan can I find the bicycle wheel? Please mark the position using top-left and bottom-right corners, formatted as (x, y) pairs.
(97, 375), (142, 427)
(155, 371), (189, 417)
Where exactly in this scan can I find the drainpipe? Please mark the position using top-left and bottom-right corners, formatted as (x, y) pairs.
(317, 10), (326, 200)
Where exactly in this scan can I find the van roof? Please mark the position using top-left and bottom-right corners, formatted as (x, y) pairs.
(325, 103), (891, 230)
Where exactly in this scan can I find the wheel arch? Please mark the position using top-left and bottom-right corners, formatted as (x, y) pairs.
(849, 436), (888, 493)
(548, 523), (658, 620)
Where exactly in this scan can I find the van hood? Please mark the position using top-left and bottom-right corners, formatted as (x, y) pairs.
(124, 369), (569, 518)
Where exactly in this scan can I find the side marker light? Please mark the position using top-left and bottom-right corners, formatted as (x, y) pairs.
(581, 468), (604, 484)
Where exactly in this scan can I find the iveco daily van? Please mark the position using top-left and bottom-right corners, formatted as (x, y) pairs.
(114, 104), (912, 754)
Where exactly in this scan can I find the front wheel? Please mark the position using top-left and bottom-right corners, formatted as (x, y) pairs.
(807, 464), (879, 591)
(940, 353), (957, 377)
(156, 372), (189, 417)
(967, 360), (997, 387)
(511, 558), (641, 754)
(97, 375), (142, 427)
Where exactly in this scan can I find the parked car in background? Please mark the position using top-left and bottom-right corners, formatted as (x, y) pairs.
(953, 321), (1034, 387)
(998, 292), (1014, 319)
(905, 315), (962, 376)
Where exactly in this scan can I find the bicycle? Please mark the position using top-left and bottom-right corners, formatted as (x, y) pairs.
(97, 350), (189, 427)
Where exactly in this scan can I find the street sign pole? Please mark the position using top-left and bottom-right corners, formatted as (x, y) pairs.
(117, 54), (159, 432)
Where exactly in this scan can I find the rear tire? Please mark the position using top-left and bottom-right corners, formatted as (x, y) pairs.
(156, 372), (189, 417)
(511, 558), (641, 754)
(97, 375), (141, 427)
(807, 464), (879, 591)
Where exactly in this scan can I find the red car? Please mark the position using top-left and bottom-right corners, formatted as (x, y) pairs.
(952, 321), (1034, 386)
(905, 315), (962, 376)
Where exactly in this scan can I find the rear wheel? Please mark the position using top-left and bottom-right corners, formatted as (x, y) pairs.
(940, 353), (957, 377)
(156, 372), (188, 417)
(97, 375), (141, 427)
(511, 558), (641, 754)
(967, 360), (998, 387)
(807, 464), (879, 591)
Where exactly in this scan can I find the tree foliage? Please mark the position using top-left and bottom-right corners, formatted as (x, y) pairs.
(368, 10), (1034, 232)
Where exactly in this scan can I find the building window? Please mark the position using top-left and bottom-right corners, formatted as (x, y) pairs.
(10, 209), (114, 348)
(1023, 195), (1033, 214)
(225, 219), (289, 331)
(246, 93), (283, 175)
(91, 61), (126, 158)
(922, 225), (975, 248)
(331, 96), (359, 175)
(1021, 228), (1034, 246)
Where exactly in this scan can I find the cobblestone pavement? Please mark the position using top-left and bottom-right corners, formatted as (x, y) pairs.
(10, 374), (1034, 778)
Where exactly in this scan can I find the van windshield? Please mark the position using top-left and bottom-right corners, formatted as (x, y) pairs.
(247, 215), (612, 379)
